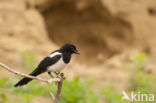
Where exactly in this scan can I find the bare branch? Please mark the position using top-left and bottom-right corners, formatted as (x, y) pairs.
(54, 73), (65, 103)
(0, 62), (60, 83)
(50, 73), (65, 103)
(0, 62), (64, 103)
(50, 92), (55, 100)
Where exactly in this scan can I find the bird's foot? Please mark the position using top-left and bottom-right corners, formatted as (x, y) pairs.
(55, 72), (60, 75)
(48, 71), (54, 78)
(60, 73), (65, 80)
(57, 73), (65, 80)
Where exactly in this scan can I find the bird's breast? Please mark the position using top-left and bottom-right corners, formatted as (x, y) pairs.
(47, 58), (66, 72)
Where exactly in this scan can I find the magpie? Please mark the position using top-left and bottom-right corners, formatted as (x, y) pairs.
(14, 44), (80, 87)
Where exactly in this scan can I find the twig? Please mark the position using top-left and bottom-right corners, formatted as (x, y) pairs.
(0, 62), (64, 103)
(50, 73), (65, 103)
(55, 73), (65, 103)
(50, 92), (55, 100)
(0, 63), (60, 83)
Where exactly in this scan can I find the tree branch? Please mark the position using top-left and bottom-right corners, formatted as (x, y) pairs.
(0, 62), (60, 83)
(55, 73), (65, 103)
(50, 73), (65, 103)
(0, 62), (64, 103)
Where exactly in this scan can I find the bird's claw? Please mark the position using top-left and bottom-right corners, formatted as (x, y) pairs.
(56, 73), (65, 80)
(55, 72), (59, 75)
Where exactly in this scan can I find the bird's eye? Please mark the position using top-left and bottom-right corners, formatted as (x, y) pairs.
(70, 47), (74, 49)
(71, 48), (74, 50)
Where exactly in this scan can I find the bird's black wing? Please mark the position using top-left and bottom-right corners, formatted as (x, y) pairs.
(37, 54), (62, 71)
(14, 54), (62, 87)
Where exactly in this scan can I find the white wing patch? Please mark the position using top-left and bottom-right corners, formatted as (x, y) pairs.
(48, 52), (62, 58)
(48, 52), (66, 72)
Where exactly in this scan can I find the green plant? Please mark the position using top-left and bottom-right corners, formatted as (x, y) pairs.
(100, 84), (128, 103)
(129, 69), (156, 103)
(133, 52), (147, 70)
(0, 92), (8, 103)
(60, 77), (98, 103)
(0, 78), (9, 88)
(129, 52), (154, 93)
(130, 70), (153, 92)
(101, 52), (156, 103)
(125, 52), (147, 70)
(24, 95), (32, 103)
(87, 90), (99, 103)
(0, 76), (99, 103)
(128, 52), (156, 103)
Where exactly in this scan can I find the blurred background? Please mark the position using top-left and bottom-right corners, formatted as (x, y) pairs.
(0, 0), (156, 103)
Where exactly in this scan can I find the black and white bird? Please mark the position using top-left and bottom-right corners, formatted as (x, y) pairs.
(14, 44), (80, 87)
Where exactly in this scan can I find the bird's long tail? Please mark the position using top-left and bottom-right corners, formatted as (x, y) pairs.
(14, 69), (42, 87)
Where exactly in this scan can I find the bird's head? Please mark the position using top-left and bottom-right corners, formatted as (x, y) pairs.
(60, 44), (80, 55)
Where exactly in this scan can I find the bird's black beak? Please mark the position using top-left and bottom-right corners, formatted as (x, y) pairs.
(73, 49), (80, 55)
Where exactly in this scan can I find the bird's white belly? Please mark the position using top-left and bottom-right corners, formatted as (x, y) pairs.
(47, 58), (66, 72)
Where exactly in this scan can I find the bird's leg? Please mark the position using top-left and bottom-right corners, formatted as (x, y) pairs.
(60, 73), (65, 80)
(57, 73), (65, 80)
(48, 71), (54, 78)
(55, 72), (60, 76)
